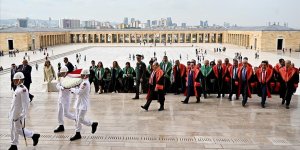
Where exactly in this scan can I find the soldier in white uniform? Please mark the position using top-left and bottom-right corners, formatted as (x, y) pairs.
(8, 72), (40, 150)
(69, 69), (98, 141)
(54, 66), (76, 133)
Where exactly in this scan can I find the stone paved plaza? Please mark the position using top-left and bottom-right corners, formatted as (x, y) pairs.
(0, 44), (300, 150)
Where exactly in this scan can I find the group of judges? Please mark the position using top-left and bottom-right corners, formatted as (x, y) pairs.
(85, 54), (299, 110)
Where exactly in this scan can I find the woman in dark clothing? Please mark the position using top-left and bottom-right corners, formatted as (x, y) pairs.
(109, 61), (123, 93)
(103, 68), (111, 93)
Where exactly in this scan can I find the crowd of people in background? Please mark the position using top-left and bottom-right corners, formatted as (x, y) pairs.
(5, 47), (300, 150)
(8, 47), (300, 111)
(47, 49), (298, 110)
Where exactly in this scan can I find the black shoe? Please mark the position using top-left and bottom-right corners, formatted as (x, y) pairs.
(204, 94), (207, 99)
(196, 97), (200, 103)
(261, 104), (265, 108)
(32, 134), (40, 146)
(242, 101), (246, 107)
(286, 105), (290, 109)
(30, 95), (34, 102)
(70, 132), (81, 141)
(132, 97), (139, 100)
(54, 125), (65, 133)
(8, 145), (17, 150)
(217, 95), (220, 98)
(222, 94), (225, 97)
(158, 108), (164, 111)
(281, 99), (285, 105)
(181, 101), (188, 104)
(91, 122), (98, 134)
(141, 106), (148, 111)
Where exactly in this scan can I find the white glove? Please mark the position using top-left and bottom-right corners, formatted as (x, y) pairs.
(70, 88), (75, 93)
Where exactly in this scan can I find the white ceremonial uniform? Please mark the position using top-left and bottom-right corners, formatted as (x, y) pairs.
(9, 84), (34, 145)
(56, 78), (75, 125)
(70, 79), (92, 132)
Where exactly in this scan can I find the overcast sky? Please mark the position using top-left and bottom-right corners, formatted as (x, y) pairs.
(0, 0), (299, 28)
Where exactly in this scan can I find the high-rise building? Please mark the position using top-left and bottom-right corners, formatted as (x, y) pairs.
(167, 17), (173, 26)
(146, 20), (151, 28)
(200, 20), (204, 27)
(18, 18), (29, 28)
(152, 20), (158, 26)
(123, 17), (128, 25)
(130, 18), (135, 24)
(59, 19), (80, 29)
(82, 20), (97, 29)
(181, 23), (187, 28)
(159, 18), (167, 27)
(204, 20), (208, 27)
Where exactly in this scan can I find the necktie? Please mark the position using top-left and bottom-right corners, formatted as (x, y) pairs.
(233, 67), (236, 79)
(243, 68), (246, 81)
(149, 71), (155, 84)
(262, 70), (266, 83)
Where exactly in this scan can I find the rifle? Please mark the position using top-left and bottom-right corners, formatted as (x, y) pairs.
(20, 119), (27, 146)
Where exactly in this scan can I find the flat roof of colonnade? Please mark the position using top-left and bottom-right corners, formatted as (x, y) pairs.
(1, 25), (299, 33)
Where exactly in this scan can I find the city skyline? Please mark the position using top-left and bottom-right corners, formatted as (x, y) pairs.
(0, 0), (299, 28)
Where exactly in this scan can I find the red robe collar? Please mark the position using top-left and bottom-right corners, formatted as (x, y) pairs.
(238, 66), (253, 81)
(213, 65), (227, 79)
(173, 64), (186, 77)
(222, 63), (232, 68)
(279, 67), (296, 82)
(228, 65), (239, 78)
(256, 68), (273, 83)
(238, 63), (252, 68)
(155, 68), (164, 82)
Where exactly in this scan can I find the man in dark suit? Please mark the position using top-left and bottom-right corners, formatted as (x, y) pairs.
(237, 58), (253, 107)
(89, 60), (98, 93)
(256, 61), (273, 108)
(17, 59), (34, 101)
(141, 62), (165, 111)
(278, 60), (299, 109)
(132, 54), (147, 99)
(10, 63), (17, 91)
(227, 59), (239, 100)
(64, 57), (74, 73)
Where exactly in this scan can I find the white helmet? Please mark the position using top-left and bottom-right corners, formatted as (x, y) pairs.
(60, 66), (68, 73)
(81, 69), (90, 75)
(13, 72), (25, 79)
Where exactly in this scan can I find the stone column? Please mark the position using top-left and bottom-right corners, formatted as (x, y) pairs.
(135, 34), (138, 43)
(123, 34), (125, 43)
(159, 34), (161, 43)
(147, 34), (149, 43)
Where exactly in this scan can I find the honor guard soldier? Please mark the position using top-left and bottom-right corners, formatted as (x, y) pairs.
(9, 72), (40, 150)
(69, 69), (98, 141)
(53, 66), (76, 133)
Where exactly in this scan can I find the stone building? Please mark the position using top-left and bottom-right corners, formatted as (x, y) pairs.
(0, 25), (299, 52)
